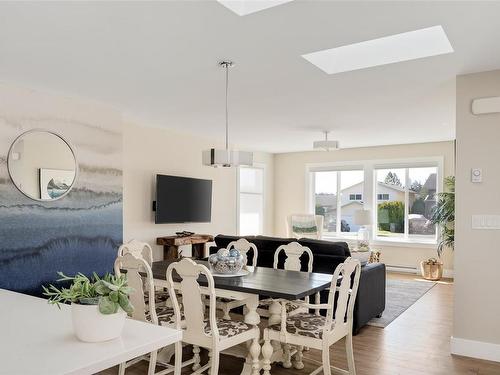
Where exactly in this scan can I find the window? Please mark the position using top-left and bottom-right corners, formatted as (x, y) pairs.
(375, 166), (438, 241)
(238, 166), (264, 235)
(313, 169), (364, 236)
(308, 158), (441, 245)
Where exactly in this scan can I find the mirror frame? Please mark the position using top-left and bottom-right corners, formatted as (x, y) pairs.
(7, 129), (79, 202)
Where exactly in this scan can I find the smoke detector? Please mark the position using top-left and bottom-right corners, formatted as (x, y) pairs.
(313, 131), (339, 151)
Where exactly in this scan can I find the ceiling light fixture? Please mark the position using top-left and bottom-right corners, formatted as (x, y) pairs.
(203, 61), (253, 168)
(313, 131), (339, 151)
(302, 25), (453, 75)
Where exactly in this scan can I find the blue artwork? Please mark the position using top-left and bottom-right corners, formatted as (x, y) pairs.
(0, 86), (123, 296)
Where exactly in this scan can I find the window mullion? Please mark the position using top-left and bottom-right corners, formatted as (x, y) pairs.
(336, 171), (341, 235)
(404, 168), (409, 239)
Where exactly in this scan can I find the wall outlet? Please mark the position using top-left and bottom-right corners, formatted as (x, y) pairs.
(472, 215), (500, 229)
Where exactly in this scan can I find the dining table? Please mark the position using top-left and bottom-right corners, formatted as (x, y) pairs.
(151, 259), (333, 374)
(0, 288), (182, 375)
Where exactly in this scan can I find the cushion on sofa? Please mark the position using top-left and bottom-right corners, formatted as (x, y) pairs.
(298, 238), (351, 257)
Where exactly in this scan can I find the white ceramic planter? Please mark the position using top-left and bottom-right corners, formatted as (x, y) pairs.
(71, 303), (126, 342)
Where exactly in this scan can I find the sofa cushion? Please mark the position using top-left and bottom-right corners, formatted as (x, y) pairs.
(298, 238), (351, 257)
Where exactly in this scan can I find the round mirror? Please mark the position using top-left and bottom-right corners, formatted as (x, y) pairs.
(7, 130), (77, 201)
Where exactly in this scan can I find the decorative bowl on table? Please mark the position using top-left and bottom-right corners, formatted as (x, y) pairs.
(208, 248), (245, 275)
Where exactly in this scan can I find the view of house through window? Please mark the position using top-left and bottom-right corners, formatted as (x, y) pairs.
(312, 162), (438, 243)
(376, 166), (437, 240)
(314, 170), (364, 235)
(238, 166), (264, 235)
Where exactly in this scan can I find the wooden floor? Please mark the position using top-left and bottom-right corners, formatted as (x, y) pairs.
(101, 273), (500, 375)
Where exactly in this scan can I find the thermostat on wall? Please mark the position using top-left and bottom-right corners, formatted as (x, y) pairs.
(471, 168), (482, 183)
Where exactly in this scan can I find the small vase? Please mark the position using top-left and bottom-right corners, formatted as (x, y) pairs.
(71, 303), (126, 342)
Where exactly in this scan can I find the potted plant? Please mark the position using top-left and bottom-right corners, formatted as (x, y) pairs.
(43, 272), (134, 342)
(421, 176), (455, 281)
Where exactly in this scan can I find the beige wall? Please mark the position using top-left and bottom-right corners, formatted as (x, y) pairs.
(274, 141), (455, 271)
(123, 121), (274, 260)
(453, 69), (500, 354)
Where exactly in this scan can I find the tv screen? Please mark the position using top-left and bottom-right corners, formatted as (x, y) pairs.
(155, 174), (212, 224)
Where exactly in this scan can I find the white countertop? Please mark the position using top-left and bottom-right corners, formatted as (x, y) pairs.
(0, 289), (182, 375)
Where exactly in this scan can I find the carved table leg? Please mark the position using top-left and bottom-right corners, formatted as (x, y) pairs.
(243, 296), (260, 326)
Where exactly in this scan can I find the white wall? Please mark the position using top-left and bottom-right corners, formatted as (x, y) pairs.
(123, 121), (274, 260)
(452, 69), (500, 361)
(274, 141), (455, 271)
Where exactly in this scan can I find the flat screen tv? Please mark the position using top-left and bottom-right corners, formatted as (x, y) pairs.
(155, 174), (212, 224)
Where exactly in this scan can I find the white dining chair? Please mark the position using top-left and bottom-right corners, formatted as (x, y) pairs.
(262, 257), (362, 375)
(118, 239), (169, 305)
(257, 241), (318, 368)
(257, 241), (317, 318)
(166, 258), (261, 375)
(216, 238), (259, 320)
(114, 253), (190, 375)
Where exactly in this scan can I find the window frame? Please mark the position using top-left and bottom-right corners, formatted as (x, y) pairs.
(306, 157), (443, 247)
(237, 163), (266, 236)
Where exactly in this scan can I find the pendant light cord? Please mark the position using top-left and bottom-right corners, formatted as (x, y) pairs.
(225, 63), (229, 150)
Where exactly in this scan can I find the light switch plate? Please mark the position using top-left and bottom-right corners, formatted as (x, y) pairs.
(472, 215), (500, 229)
(471, 168), (482, 183)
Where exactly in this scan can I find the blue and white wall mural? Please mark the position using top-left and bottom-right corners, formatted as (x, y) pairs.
(0, 84), (123, 295)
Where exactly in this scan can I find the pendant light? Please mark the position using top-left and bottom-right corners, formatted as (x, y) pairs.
(313, 131), (339, 151)
(202, 61), (253, 167)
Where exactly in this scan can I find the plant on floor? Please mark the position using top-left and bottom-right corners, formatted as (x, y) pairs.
(431, 176), (455, 257)
(43, 272), (134, 314)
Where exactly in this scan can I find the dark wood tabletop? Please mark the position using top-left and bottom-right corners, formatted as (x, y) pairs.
(151, 259), (333, 300)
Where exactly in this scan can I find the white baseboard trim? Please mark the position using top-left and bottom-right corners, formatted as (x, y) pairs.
(386, 265), (454, 279)
(451, 336), (500, 363)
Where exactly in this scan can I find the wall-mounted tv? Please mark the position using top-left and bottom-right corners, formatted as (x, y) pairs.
(154, 174), (212, 224)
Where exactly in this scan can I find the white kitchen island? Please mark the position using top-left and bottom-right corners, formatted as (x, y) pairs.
(0, 289), (182, 375)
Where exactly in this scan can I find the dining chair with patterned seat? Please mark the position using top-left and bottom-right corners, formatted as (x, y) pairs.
(117, 239), (170, 305)
(166, 258), (261, 375)
(215, 238), (259, 320)
(114, 253), (191, 375)
(262, 257), (362, 375)
(257, 241), (319, 369)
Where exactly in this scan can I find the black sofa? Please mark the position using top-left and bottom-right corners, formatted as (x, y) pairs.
(210, 235), (386, 334)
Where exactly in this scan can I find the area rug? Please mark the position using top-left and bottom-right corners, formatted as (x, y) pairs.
(367, 279), (436, 328)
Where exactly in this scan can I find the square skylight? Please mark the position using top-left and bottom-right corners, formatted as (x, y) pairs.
(217, 0), (294, 16)
(302, 25), (454, 75)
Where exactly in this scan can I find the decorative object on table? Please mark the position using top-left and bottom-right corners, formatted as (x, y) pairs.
(175, 231), (195, 237)
(287, 214), (324, 239)
(369, 249), (382, 263)
(202, 60), (253, 168)
(425, 175), (455, 281)
(208, 248), (246, 275)
(350, 249), (371, 264)
(420, 258), (443, 281)
(354, 209), (372, 251)
(43, 272), (134, 342)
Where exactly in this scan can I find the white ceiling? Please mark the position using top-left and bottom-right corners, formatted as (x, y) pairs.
(1, 1), (500, 153)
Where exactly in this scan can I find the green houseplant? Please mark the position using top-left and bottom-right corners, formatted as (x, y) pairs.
(420, 176), (455, 280)
(43, 272), (134, 342)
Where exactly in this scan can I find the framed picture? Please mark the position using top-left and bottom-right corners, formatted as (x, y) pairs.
(39, 168), (76, 200)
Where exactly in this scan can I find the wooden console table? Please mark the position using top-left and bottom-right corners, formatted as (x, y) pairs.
(156, 234), (214, 260)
